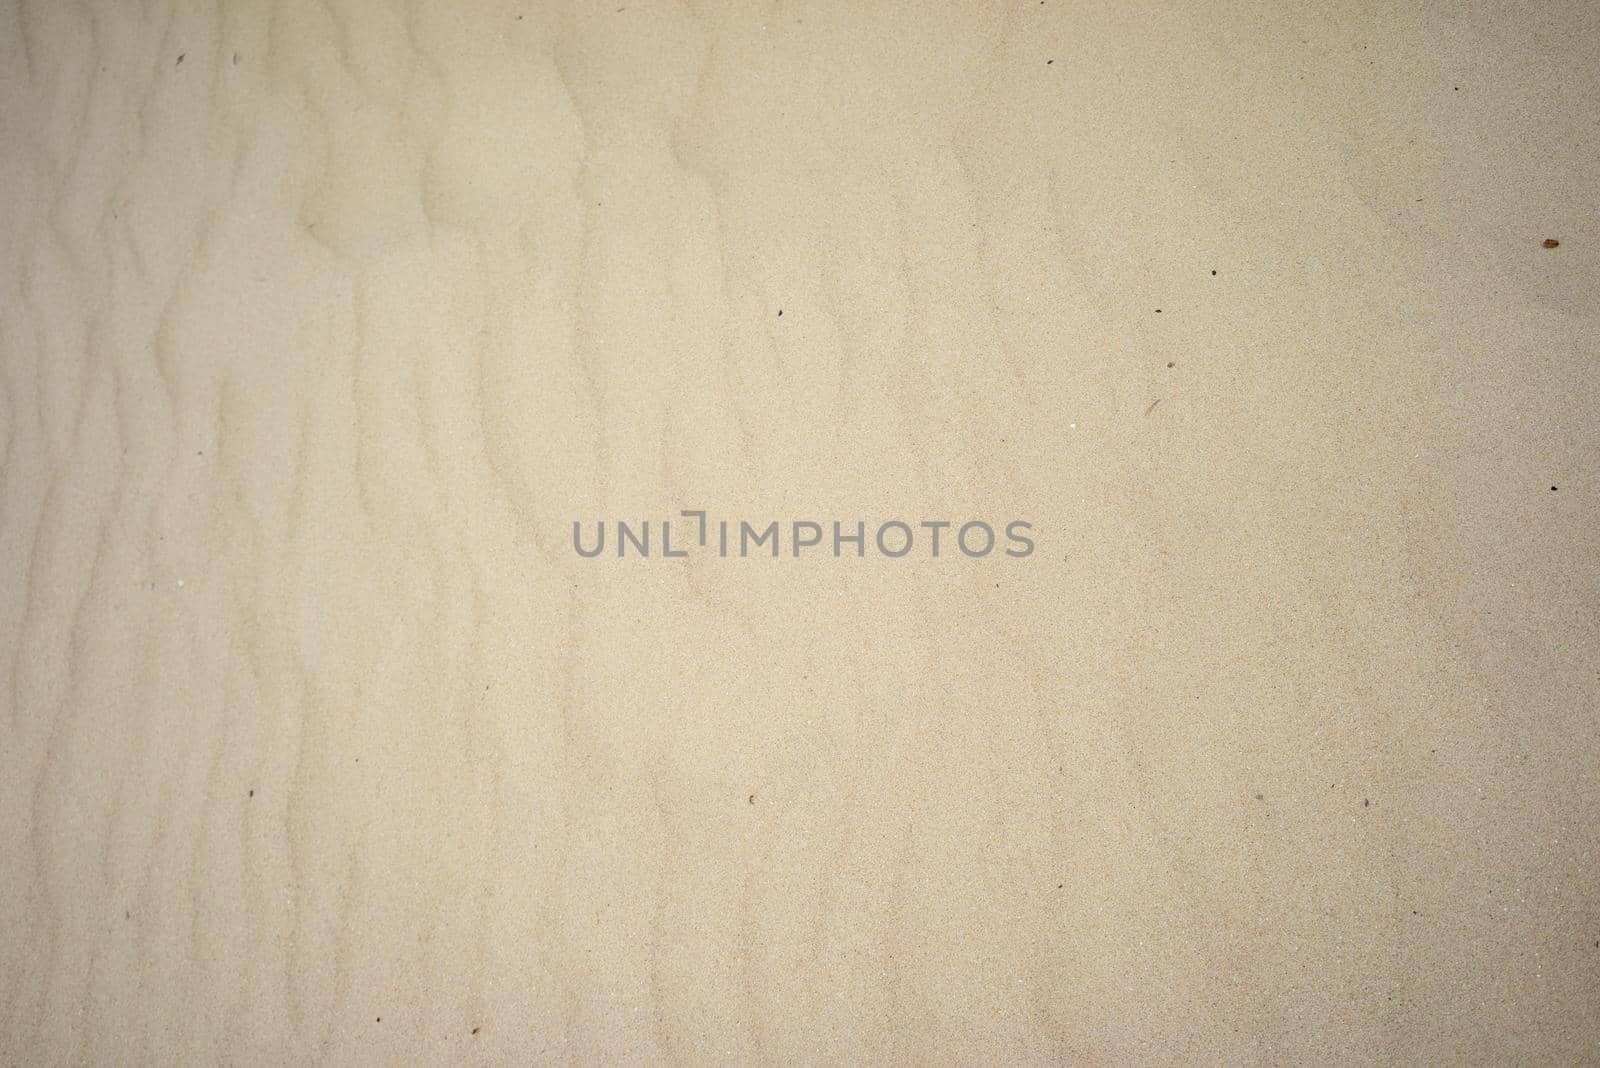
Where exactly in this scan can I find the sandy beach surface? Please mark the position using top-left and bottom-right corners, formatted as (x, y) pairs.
(2, 1), (1597, 1063)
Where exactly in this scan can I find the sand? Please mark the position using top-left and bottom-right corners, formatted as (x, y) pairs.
(2, 1), (1597, 1063)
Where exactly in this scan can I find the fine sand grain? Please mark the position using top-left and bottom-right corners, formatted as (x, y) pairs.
(2, 2), (1598, 1063)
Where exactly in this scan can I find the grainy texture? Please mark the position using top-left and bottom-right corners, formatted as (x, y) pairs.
(2, 1), (1598, 1064)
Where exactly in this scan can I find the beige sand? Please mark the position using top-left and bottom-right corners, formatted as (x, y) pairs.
(2, 1), (1597, 1063)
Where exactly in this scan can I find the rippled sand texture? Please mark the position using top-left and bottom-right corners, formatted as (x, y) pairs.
(3, 1), (1598, 1063)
